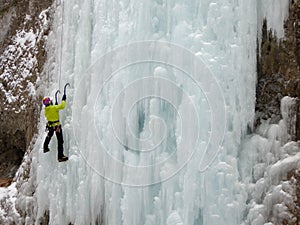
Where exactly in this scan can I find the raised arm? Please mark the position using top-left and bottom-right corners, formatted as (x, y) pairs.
(55, 100), (66, 110)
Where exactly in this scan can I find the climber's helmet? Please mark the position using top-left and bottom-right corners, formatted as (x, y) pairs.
(42, 97), (52, 106)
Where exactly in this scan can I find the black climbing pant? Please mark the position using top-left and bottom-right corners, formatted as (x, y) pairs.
(43, 125), (64, 158)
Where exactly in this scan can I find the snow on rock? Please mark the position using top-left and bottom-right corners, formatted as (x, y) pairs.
(0, 8), (50, 113)
(0, 183), (21, 224)
(241, 96), (300, 224)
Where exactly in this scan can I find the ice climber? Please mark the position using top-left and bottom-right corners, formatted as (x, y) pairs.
(42, 94), (68, 162)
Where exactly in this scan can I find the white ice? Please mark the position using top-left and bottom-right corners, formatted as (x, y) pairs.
(5, 0), (296, 225)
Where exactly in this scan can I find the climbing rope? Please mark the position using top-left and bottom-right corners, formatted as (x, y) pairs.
(58, 0), (65, 90)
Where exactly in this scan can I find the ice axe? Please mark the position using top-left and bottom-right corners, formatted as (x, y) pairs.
(55, 90), (61, 105)
(64, 83), (70, 96)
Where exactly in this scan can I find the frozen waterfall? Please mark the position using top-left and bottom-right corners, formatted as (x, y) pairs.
(33, 0), (290, 225)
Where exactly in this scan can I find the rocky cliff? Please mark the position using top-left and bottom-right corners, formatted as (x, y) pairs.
(0, 0), (53, 178)
(256, 1), (300, 141)
(256, 1), (300, 223)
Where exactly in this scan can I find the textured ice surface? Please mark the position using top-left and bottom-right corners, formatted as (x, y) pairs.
(27, 0), (294, 225)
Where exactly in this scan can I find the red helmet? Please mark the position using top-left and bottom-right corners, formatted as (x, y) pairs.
(42, 97), (51, 106)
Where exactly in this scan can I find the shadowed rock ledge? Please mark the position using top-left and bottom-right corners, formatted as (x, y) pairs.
(256, 1), (300, 141)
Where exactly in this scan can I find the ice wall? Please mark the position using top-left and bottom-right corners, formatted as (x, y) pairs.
(33, 0), (290, 225)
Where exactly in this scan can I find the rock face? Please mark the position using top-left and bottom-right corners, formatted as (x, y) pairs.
(256, 1), (300, 141)
(0, 0), (53, 178)
(256, 1), (300, 223)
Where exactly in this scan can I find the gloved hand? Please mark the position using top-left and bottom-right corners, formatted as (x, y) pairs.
(62, 94), (66, 101)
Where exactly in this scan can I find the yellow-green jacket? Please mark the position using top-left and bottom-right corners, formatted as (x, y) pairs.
(44, 100), (66, 127)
